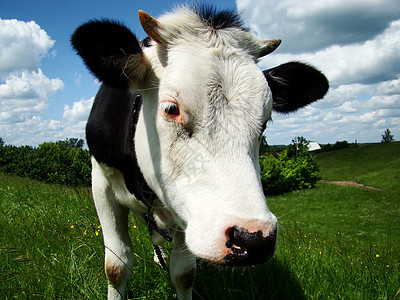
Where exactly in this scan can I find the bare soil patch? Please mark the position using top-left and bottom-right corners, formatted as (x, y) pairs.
(319, 180), (382, 191)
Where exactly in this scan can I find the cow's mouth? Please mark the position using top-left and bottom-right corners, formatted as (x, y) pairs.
(224, 225), (277, 266)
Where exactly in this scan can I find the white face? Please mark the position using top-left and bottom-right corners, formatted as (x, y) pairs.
(135, 41), (278, 263)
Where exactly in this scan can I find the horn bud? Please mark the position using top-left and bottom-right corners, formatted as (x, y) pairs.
(259, 39), (281, 57)
(138, 10), (164, 43)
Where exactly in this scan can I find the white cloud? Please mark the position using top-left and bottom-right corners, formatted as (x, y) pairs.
(237, 0), (400, 52)
(335, 100), (360, 114)
(2, 5), (399, 147)
(366, 95), (400, 110)
(238, 0), (400, 144)
(63, 98), (94, 122)
(0, 115), (88, 147)
(0, 18), (55, 77)
(74, 72), (82, 86)
(0, 18), (66, 146)
(0, 116), (63, 146)
(375, 77), (400, 95)
(0, 69), (64, 123)
(259, 20), (400, 87)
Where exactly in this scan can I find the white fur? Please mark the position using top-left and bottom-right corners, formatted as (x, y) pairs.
(135, 38), (277, 263)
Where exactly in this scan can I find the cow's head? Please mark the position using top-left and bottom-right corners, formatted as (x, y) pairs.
(71, 6), (328, 266)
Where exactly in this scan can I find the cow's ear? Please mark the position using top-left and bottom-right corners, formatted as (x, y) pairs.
(71, 19), (150, 87)
(263, 62), (329, 113)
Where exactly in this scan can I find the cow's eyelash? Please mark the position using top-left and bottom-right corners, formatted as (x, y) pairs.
(161, 101), (180, 116)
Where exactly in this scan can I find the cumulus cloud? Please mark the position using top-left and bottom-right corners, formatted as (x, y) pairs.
(1, 4), (399, 146)
(259, 20), (400, 87)
(63, 98), (94, 122)
(0, 18), (55, 77)
(238, 0), (400, 53)
(0, 116), (63, 146)
(237, 0), (400, 144)
(0, 18), (65, 146)
(0, 69), (64, 122)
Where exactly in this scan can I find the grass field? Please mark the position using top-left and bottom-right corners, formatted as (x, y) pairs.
(0, 142), (399, 299)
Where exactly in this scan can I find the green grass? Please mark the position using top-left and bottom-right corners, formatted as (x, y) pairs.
(0, 142), (399, 299)
(316, 142), (400, 191)
(0, 174), (173, 299)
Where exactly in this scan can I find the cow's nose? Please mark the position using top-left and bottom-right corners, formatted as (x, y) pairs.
(224, 224), (277, 266)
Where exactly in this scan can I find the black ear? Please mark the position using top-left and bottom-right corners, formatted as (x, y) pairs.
(263, 62), (329, 113)
(71, 19), (146, 87)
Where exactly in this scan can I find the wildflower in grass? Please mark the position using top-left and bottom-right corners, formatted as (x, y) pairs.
(133, 225), (137, 229)
(98, 224), (101, 229)
(375, 254), (380, 258)
(95, 231), (99, 236)
(70, 225), (74, 229)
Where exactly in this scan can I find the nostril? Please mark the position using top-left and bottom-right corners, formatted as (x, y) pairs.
(226, 227), (246, 253)
(224, 225), (277, 266)
(225, 239), (233, 248)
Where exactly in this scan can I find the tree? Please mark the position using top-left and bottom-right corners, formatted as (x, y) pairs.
(0, 137), (4, 147)
(259, 135), (270, 155)
(58, 138), (85, 148)
(288, 136), (309, 157)
(381, 129), (395, 143)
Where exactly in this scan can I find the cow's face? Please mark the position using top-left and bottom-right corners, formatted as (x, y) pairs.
(136, 43), (277, 264)
(71, 7), (329, 266)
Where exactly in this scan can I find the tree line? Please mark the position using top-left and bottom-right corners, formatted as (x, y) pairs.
(1, 136), (320, 195)
(0, 138), (91, 186)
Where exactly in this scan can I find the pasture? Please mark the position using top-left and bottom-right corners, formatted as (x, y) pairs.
(0, 142), (399, 299)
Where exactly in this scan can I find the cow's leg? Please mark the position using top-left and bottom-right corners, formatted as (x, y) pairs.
(170, 230), (196, 300)
(92, 160), (133, 300)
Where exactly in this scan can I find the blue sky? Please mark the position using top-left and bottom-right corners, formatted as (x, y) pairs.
(1, 0), (399, 146)
(0, 0), (235, 122)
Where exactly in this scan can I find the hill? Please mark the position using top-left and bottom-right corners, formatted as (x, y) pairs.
(316, 142), (400, 191)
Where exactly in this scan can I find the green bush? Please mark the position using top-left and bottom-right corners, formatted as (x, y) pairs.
(1, 136), (320, 193)
(0, 138), (91, 186)
(260, 150), (320, 195)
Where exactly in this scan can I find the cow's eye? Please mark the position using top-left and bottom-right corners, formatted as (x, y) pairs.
(160, 99), (185, 124)
(161, 101), (180, 116)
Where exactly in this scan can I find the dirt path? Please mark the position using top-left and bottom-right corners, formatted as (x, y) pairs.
(319, 180), (382, 191)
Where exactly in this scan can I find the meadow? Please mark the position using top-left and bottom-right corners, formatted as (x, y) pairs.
(0, 142), (399, 299)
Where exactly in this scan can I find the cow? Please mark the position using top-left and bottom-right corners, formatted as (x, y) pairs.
(71, 5), (329, 300)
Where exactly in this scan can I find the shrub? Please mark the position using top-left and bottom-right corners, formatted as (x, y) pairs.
(260, 150), (320, 195)
(1, 136), (320, 193)
(0, 138), (91, 186)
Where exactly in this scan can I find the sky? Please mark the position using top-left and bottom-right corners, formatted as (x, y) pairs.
(0, 0), (399, 146)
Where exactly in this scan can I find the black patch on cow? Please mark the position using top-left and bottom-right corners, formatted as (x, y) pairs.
(264, 62), (329, 113)
(86, 84), (145, 198)
(71, 19), (142, 87)
(194, 4), (245, 30)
